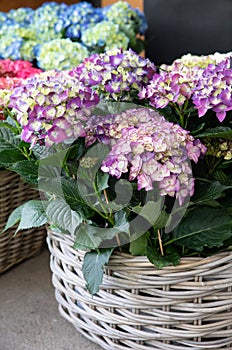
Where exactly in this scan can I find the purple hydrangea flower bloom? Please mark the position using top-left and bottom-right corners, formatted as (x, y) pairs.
(86, 108), (206, 205)
(69, 49), (156, 101)
(9, 71), (99, 147)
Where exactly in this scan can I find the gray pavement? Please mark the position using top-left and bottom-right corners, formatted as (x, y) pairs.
(0, 247), (102, 350)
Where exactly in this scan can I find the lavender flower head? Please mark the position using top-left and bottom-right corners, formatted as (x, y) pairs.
(86, 108), (206, 205)
(9, 71), (99, 147)
(139, 51), (232, 123)
(69, 49), (156, 101)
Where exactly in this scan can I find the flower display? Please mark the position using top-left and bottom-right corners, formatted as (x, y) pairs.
(0, 1), (147, 70)
(2, 50), (232, 296)
(8, 71), (99, 146)
(70, 49), (156, 101)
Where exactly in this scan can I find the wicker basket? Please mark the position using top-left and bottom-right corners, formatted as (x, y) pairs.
(47, 229), (232, 350)
(0, 169), (46, 273)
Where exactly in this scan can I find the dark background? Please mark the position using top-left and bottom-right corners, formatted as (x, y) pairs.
(144, 0), (232, 65)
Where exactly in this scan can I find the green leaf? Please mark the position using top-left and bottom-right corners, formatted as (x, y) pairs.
(16, 200), (48, 232)
(172, 207), (232, 251)
(39, 175), (94, 217)
(82, 248), (114, 295)
(130, 199), (165, 237)
(3, 200), (48, 233)
(0, 150), (25, 165)
(153, 210), (169, 231)
(196, 126), (232, 139)
(131, 199), (164, 226)
(192, 181), (232, 204)
(114, 210), (130, 233)
(0, 123), (20, 150)
(3, 206), (23, 233)
(73, 224), (103, 250)
(96, 171), (109, 192)
(8, 160), (38, 184)
(146, 245), (180, 269)
(74, 212), (129, 250)
(46, 199), (82, 235)
(129, 232), (148, 256)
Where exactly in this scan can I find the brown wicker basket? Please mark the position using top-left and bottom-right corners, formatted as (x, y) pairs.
(0, 169), (46, 273)
(47, 229), (232, 350)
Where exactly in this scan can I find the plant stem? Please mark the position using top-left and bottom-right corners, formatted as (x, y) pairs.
(157, 229), (164, 256)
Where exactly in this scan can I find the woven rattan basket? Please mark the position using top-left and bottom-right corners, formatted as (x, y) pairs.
(47, 229), (232, 350)
(0, 169), (46, 273)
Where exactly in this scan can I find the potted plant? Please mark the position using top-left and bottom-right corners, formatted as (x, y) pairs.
(0, 59), (46, 273)
(3, 49), (232, 349)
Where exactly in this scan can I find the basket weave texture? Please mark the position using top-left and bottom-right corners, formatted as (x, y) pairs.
(0, 170), (46, 273)
(47, 229), (232, 350)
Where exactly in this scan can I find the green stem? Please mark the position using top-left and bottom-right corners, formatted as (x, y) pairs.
(171, 103), (185, 128)
(93, 182), (114, 226)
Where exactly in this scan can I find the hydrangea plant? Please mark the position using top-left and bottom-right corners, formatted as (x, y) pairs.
(1, 51), (232, 296)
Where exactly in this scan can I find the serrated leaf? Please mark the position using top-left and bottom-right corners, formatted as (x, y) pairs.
(16, 200), (48, 232)
(46, 199), (82, 235)
(172, 207), (232, 251)
(3, 206), (23, 232)
(0, 123), (20, 150)
(73, 224), (103, 250)
(74, 223), (128, 250)
(8, 160), (38, 184)
(82, 248), (114, 295)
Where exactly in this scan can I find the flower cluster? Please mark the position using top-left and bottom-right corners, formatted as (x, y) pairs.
(56, 2), (103, 40)
(139, 52), (232, 123)
(203, 138), (232, 160)
(81, 21), (130, 52)
(8, 71), (99, 147)
(0, 1), (147, 70)
(0, 59), (41, 79)
(192, 57), (232, 122)
(85, 108), (206, 205)
(34, 38), (89, 71)
(0, 59), (42, 119)
(70, 49), (156, 101)
(103, 1), (147, 35)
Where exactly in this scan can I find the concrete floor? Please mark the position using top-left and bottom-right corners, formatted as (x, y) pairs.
(0, 247), (102, 350)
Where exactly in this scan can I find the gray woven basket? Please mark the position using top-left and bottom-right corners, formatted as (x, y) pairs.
(47, 229), (232, 350)
(0, 169), (46, 273)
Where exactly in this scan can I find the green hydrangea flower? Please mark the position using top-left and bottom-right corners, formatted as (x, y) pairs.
(81, 21), (129, 52)
(35, 38), (89, 71)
